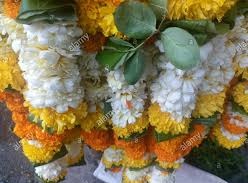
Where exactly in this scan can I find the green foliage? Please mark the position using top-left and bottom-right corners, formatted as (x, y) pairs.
(124, 50), (145, 85)
(114, 1), (157, 39)
(16, 0), (77, 24)
(161, 27), (200, 70)
(148, 0), (168, 20)
(154, 130), (182, 143)
(96, 39), (134, 70)
(186, 139), (245, 181)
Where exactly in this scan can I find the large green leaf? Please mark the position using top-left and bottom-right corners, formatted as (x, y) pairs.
(96, 40), (133, 70)
(168, 20), (217, 34)
(114, 1), (157, 39)
(124, 50), (145, 85)
(161, 27), (200, 70)
(148, 0), (168, 20)
(16, 0), (77, 24)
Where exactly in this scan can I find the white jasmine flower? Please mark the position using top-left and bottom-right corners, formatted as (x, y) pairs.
(23, 22), (83, 58)
(19, 47), (84, 113)
(151, 62), (205, 121)
(35, 157), (67, 182)
(148, 167), (175, 183)
(200, 35), (236, 94)
(103, 147), (124, 163)
(124, 167), (150, 182)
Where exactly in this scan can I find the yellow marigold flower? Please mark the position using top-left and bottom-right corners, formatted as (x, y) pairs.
(113, 113), (149, 138)
(21, 139), (62, 164)
(193, 90), (226, 118)
(122, 153), (153, 168)
(0, 40), (25, 91)
(26, 102), (88, 134)
(234, 61), (248, 80)
(158, 159), (183, 169)
(168, 0), (237, 21)
(213, 123), (246, 150)
(81, 107), (109, 132)
(76, 0), (123, 37)
(148, 103), (191, 134)
(232, 82), (248, 113)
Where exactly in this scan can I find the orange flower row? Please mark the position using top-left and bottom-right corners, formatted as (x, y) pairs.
(154, 124), (205, 163)
(81, 129), (114, 151)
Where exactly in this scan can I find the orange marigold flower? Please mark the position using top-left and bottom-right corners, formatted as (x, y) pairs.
(4, 0), (21, 19)
(81, 129), (114, 151)
(83, 32), (107, 53)
(222, 113), (248, 135)
(114, 134), (146, 160)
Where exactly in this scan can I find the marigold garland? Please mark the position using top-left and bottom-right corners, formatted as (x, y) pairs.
(113, 113), (149, 138)
(193, 90), (226, 118)
(168, 0), (237, 21)
(122, 153), (153, 169)
(213, 123), (246, 150)
(114, 135), (147, 160)
(81, 129), (114, 151)
(26, 102), (88, 134)
(157, 159), (183, 169)
(0, 40), (25, 92)
(76, 0), (122, 37)
(21, 139), (62, 164)
(232, 82), (248, 113)
(3, 0), (21, 19)
(148, 103), (191, 135)
(222, 113), (248, 135)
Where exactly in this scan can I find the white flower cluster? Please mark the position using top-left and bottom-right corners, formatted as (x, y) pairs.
(35, 139), (83, 182)
(107, 68), (147, 127)
(23, 22), (83, 58)
(229, 16), (248, 69)
(79, 52), (111, 112)
(148, 167), (175, 183)
(19, 47), (83, 113)
(151, 61), (205, 122)
(0, 14), (85, 113)
(200, 35), (236, 94)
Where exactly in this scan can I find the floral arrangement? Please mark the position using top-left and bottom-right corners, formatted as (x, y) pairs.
(0, 0), (248, 182)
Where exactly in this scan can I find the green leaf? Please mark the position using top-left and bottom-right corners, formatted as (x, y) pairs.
(96, 40), (131, 70)
(231, 100), (248, 116)
(103, 101), (112, 115)
(168, 20), (217, 34)
(161, 27), (200, 70)
(222, 5), (237, 29)
(154, 131), (182, 142)
(114, 51), (136, 70)
(192, 113), (219, 127)
(109, 37), (134, 48)
(148, 0), (168, 20)
(119, 129), (148, 142)
(237, 1), (248, 15)
(16, 0), (77, 24)
(215, 23), (231, 34)
(124, 50), (145, 85)
(192, 33), (209, 46)
(114, 1), (157, 39)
